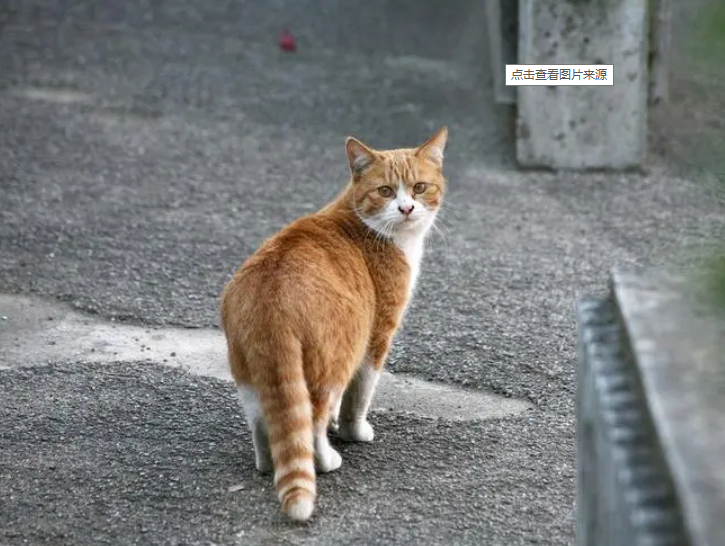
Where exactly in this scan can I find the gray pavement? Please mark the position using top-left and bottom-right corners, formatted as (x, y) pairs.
(1, 0), (723, 545)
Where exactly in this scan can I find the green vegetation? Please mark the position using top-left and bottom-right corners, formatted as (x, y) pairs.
(677, 1), (725, 307)
(703, 253), (725, 308)
(679, 2), (725, 172)
(693, 1), (725, 54)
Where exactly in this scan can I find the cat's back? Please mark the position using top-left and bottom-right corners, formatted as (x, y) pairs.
(221, 211), (376, 329)
(243, 212), (367, 282)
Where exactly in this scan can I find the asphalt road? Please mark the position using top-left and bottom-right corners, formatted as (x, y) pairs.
(1, 1), (723, 545)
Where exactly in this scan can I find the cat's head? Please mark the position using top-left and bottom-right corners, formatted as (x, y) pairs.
(345, 127), (448, 237)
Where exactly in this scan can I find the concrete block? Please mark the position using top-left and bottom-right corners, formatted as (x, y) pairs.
(516, 0), (650, 170)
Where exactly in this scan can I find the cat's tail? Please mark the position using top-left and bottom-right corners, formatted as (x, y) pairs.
(254, 340), (316, 522)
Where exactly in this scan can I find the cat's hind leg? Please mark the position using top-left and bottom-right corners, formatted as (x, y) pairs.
(328, 391), (343, 433)
(237, 384), (274, 474)
(311, 388), (343, 473)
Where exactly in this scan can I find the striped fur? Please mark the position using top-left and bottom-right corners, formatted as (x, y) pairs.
(219, 127), (448, 522)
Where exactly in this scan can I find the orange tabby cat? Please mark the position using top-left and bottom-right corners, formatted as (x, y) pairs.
(219, 127), (448, 522)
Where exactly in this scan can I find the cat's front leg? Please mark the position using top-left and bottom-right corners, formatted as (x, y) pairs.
(338, 359), (382, 442)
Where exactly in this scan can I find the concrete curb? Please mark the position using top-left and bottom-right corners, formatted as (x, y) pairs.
(577, 267), (725, 546)
(576, 293), (687, 546)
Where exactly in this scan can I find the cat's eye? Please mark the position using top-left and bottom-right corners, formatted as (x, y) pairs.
(413, 182), (428, 194)
(378, 185), (395, 198)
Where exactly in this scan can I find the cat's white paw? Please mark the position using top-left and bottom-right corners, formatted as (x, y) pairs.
(339, 419), (375, 443)
(315, 446), (342, 473)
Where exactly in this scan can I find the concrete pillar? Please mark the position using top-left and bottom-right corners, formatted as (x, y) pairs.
(648, 0), (672, 104)
(516, 0), (650, 170)
(486, 0), (519, 105)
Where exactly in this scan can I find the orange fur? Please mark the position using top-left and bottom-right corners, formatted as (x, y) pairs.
(220, 127), (448, 522)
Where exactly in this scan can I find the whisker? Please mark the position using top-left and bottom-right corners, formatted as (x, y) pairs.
(433, 217), (453, 234)
(428, 222), (449, 248)
(436, 201), (461, 219)
(377, 218), (397, 252)
(433, 210), (457, 226)
(432, 219), (454, 240)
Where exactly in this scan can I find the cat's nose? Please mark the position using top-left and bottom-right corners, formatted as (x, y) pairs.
(398, 204), (414, 215)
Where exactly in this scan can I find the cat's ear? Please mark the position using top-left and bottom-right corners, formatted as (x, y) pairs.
(345, 137), (376, 178)
(415, 126), (448, 168)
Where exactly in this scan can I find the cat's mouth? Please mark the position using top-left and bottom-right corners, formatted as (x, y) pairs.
(361, 211), (431, 237)
(396, 214), (427, 229)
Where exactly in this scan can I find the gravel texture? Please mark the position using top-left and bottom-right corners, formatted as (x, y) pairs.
(0, 0), (723, 544)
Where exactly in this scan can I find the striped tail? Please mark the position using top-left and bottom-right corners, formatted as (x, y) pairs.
(255, 343), (316, 522)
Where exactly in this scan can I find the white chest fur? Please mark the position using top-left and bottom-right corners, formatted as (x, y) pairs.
(394, 230), (426, 303)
